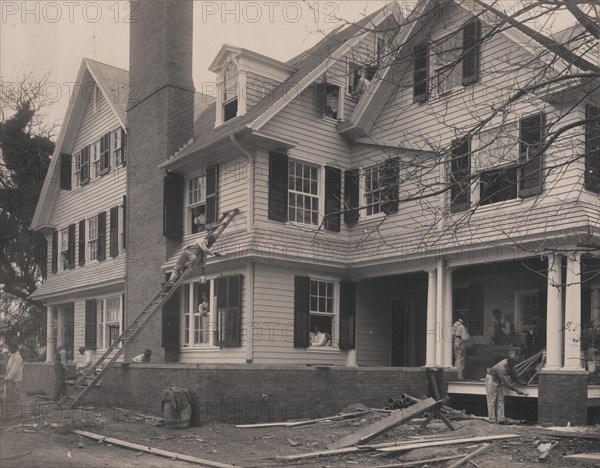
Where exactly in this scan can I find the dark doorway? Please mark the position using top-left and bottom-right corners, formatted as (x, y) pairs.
(391, 300), (425, 367)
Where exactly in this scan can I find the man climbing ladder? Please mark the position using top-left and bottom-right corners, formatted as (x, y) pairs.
(170, 233), (220, 284)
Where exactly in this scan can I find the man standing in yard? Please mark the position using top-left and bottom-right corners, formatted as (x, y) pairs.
(4, 343), (23, 402)
(486, 355), (528, 424)
(52, 345), (68, 401)
(452, 316), (469, 380)
(170, 233), (220, 284)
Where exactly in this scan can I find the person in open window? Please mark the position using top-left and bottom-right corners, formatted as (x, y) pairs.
(198, 291), (210, 343)
(352, 73), (370, 100)
(309, 325), (329, 347)
(324, 88), (339, 120)
(170, 234), (221, 284)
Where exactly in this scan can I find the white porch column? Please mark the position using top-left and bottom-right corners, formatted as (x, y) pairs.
(425, 269), (437, 367)
(591, 285), (600, 322)
(435, 260), (445, 366)
(56, 306), (65, 348)
(546, 253), (564, 370)
(443, 267), (454, 367)
(46, 306), (57, 362)
(563, 252), (583, 370)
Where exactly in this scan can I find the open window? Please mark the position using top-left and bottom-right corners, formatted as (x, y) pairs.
(187, 174), (206, 234)
(323, 83), (341, 120)
(309, 279), (335, 347)
(96, 295), (122, 350)
(223, 62), (239, 122)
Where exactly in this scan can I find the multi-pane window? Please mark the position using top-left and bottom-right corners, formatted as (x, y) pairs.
(434, 32), (462, 94)
(223, 62), (238, 122)
(112, 128), (123, 167)
(288, 161), (319, 225)
(187, 175), (206, 234)
(60, 227), (69, 270)
(91, 140), (101, 179)
(96, 295), (121, 350)
(364, 164), (384, 216)
(309, 280), (334, 347)
(75, 146), (90, 187)
(88, 217), (98, 261)
(521, 293), (538, 326)
(453, 286), (469, 322)
(182, 283), (210, 347)
(99, 133), (110, 174)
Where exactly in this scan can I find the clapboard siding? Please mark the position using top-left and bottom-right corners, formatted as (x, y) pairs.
(251, 263), (348, 365)
(246, 72), (279, 110)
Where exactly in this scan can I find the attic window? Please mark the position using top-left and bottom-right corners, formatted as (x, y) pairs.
(323, 84), (341, 120)
(223, 62), (239, 122)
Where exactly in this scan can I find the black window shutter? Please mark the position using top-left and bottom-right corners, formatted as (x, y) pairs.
(97, 211), (106, 261)
(519, 113), (545, 198)
(584, 105), (600, 193)
(99, 132), (111, 174)
(162, 288), (180, 351)
(85, 299), (97, 349)
(163, 172), (185, 239)
(206, 164), (219, 225)
(268, 152), (289, 222)
(294, 276), (310, 348)
(450, 139), (471, 212)
(344, 168), (360, 225)
(219, 275), (242, 348)
(60, 153), (72, 190)
(382, 158), (400, 215)
(339, 281), (356, 350)
(413, 44), (429, 103)
(121, 128), (127, 167)
(110, 206), (119, 257)
(122, 195), (127, 249)
(462, 18), (481, 85)
(67, 224), (76, 269)
(81, 146), (90, 184)
(51, 230), (58, 274)
(78, 219), (86, 266)
(324, 166), (342, 232)
(468, 283), (484, 335)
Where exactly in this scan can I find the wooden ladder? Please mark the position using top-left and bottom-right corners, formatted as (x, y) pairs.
(58, 209), (239, 408)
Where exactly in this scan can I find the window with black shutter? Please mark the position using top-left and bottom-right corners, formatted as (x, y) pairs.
(413, 44), (429, 103)
(293, 276), (310, 348)
(339, 281), (356, 350)
(99, 132), (111, 174)
(51, 230), (58, 274)
(78, 220), (86, 266)
(344, 169), (360, 225)
(121, 195), (127, 249)
(163, 173), (185, 239)
(67, 224), (76, 269)
(450, 138), (471, 212)
(462, 18), (481, 85)
(97, 211), (106, 261)
(216, 275), (242, 347)
(60, 153), (72, 190)
(206, 164), (218, 225)
(585, 105), (600, 193)
(268, 152), (289, 222)
(324, 166), (341, 232)
(519, 113), (545, 197)
(110, 206), (119, 257)
(85, 299), (97, 349)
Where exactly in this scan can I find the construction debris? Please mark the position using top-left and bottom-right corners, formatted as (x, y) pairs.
(376, 434), (521, 454)
(385, 393), (419, 410)
(537, 441), (558, 461)
(327, 397), (439, 450)
(563, 452), (600, 462)
(447, 443), (490, 468)
(74, 430), (236, 468)
(235, 409), (370, 428)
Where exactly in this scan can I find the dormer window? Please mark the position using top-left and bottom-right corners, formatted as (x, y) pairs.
(323, 84), (341, 120)
(223, 62), (239, 122)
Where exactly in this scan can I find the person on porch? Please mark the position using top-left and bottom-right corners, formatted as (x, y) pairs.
(491, 308), (512, 346)
(452, 316), (469, 380)
(169, 233), (220, 284)
(485, 354), (528, 424)
(4, 343), (23, 402)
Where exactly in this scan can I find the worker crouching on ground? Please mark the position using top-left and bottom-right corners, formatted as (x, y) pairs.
(485, 354), (528, 424)
(132, 348), (152, 363)
(170, 233), (221, 284)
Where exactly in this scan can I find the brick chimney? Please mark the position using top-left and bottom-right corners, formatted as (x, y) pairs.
(125, 0), (195, 361)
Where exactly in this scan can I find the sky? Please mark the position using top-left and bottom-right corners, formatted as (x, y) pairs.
(0, 1), (578, 130)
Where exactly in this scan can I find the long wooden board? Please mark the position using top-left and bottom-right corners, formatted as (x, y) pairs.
(377, 434), (521, 454)
(327, 397), (438, 450)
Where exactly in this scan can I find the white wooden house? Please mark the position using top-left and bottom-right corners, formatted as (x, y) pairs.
(31, 0), (599, 422)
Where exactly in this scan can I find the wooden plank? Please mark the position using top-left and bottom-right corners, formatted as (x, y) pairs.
(448, 443), (490, 468)
(377, 434), (521, 453)
(539, 431), (600, 440)
(74, 430), (236, 468)
(376, 454), (465, 467)
(563, 452), (600, 462)
(327, 397), (438, 449)
(235, 410), (369, 428)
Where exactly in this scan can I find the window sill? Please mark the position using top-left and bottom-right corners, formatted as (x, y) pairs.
(322, 116), (342, 124)
(474, 197), (523, 213)
(357, 211), (386, 224)
(307, 346), (340, 352)
(284, 220), (321, 231)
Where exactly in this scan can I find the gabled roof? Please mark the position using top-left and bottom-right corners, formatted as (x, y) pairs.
(162, 4), (395, 168)
(84, 59), (130, 127)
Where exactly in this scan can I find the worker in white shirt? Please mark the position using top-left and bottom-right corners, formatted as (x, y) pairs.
(452, 316), (470, 380)
(170, 234), (220, 284)
(4, 343), (23, 402)
(77, 346), (94, 373)
(309, 325), (329, 347)
(132, 348), (152, 363)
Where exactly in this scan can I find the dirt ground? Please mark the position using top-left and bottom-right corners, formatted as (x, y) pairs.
(1, 399), (599, 468)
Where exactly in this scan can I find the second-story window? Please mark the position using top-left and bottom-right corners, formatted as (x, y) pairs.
(364, 164), (384, 216)
(88, 217), (98, 261)
(112, 128), (124, 167)
(223, 62), (239, 122)
(99, 133), (111, 175)
(288, 161), (319, 225)
(187, 174), (206, 234)
(91, 140), (101, 179)
(60, 227), (69, 270)
(434, 31), (462, 95)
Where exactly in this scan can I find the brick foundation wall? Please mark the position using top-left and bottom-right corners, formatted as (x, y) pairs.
(538, 370), (588, 426)
(20, 364), (431, 424)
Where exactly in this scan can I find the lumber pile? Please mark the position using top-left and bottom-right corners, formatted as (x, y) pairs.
(515, 349), (545, 384)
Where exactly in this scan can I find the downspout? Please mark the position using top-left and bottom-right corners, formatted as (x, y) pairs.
(230, 134), (255, 363)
